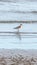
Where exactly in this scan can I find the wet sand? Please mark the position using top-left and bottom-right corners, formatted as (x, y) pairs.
(0, 49), (37, 65)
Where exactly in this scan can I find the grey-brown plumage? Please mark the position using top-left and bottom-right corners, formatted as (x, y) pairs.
(14, 24), (22, 29)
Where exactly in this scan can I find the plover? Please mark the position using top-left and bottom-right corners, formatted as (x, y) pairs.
(14, 24), (22, 30)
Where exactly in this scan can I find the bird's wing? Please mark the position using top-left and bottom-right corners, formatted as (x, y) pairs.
(14, 26), (20, 29)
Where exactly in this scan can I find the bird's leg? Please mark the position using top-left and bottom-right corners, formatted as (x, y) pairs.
(16, 29), (19, 35)
(17, 29), (19, 33)
(16, 29), (19, 34)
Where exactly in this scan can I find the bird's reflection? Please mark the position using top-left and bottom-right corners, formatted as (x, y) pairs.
(16, 30), (21, 40)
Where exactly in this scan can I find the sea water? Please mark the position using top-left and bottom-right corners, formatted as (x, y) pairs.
(0, 0), (37, 21)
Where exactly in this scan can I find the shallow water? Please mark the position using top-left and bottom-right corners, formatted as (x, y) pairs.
(0, 23), (37, 49)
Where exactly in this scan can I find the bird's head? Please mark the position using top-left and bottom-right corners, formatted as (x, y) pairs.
(20, 24), (22, 28)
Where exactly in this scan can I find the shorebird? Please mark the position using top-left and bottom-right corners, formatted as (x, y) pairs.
(14, 24), (22, 30)
(13, 24), (22, 40)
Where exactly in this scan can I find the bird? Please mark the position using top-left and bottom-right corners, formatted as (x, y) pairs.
(14, 24), (22, 30)
(13, 24), (22, 40)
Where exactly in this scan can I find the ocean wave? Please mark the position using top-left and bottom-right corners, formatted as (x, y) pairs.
(0, 0), (37, 2)
(0, 10), (37, 14)
(31, 11), (37, 13)
(12, 11), (37, 14)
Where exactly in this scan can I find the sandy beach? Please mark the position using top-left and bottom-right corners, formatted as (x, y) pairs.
(0, 49), (37, 65)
